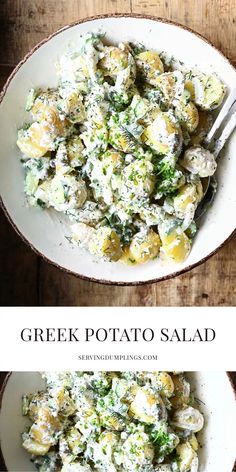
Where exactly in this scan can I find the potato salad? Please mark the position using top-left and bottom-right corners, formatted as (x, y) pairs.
(22, 372), (204, 471)
(16, 33), (225, 264)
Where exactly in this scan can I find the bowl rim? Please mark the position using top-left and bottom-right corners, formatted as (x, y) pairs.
(0, 371), (235, 472)
(0, 12), (235, 286)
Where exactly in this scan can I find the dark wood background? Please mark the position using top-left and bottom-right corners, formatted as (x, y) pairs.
(0, 0), (236, 306)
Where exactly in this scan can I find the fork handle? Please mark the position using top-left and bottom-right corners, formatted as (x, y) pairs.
(204, 89), (236, 146)
(212, 106), (236, 158)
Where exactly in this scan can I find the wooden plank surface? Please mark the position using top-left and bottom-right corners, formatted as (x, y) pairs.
(0, 0), (235, 306)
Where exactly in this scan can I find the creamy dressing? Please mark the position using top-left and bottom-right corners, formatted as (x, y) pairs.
(17, 32), (225, 265)
(22, 372), (204, 472)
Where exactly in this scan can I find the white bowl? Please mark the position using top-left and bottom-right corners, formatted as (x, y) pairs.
(0, 15), (235, 284)
(0, 372), (235, 471)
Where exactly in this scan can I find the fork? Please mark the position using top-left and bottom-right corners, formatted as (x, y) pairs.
(195, 89), (236, 220)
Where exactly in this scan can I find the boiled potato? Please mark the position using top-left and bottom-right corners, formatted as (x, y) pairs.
(180, 146), (217, 178)
(30, 91), (57, 121)
(73, 54), (90, 79)
(154, 71), (184, 106)
(31, 92), (67, 135)
(55, 388), (76, 417)
(129, 386), (165, 423)
(189, 73), (225, 110)
(17, 123), (52, 158)
(99, 46), (129, 77)
(136, 50), (164, 85)
(171, 375), (190, 408)
(58, 90), (86, 123)
(189, 434), (199, 452)
(88, 226), (122, 261)
(112, 377), (130, 398)
(142, 111), (182, 156)
(49, 174), (87, 212)
(119, 246), (138, 265)
(159, 226), (191, 263)
(173, 183), (203, 218)
(129, 229), (161, 264)
(22, 436), (51, 455)
(99, 411), (125, 431)
(175, 101), (199, 133)
(176, 442), (197, 472)
(30, 407), (61, 445)
(190, 110), (213, 145)
(151, 372), (174, 397)
(71, 222), (96, 248)
(172, 406), (204, 432)
(17, 90), (67, 158)
(184, 79), (195, 101)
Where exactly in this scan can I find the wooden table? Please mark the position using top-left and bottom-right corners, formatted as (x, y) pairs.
(0, 0), (235, 306)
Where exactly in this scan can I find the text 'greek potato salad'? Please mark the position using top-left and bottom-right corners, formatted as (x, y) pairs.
(22, 372), (204, 471)
(17, 34), (225, 264)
